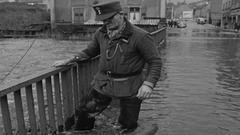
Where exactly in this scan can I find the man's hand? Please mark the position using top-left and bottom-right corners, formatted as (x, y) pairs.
(53, 52), (90, 67)
(53, 58), (73, 67)
(136, 85), (153, 100)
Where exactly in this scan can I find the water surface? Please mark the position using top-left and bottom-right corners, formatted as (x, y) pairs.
(141, 22), (240, 135)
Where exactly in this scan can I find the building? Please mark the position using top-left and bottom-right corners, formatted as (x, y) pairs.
(166, 2), (175, 19)
(16, 0), (49, 9)
(16, 0), (43, 3)
(209, 0), (222, 26)
(230, 0), (240, 24)
(174, 4), (192, 19)
(0, 0), (14, 2)
(222, 0), (240, 29)
(182, 10), (193, 20)
(50, 0), (166, 24)
(188, 0), (209, 21)
(222, 0), (232, 28)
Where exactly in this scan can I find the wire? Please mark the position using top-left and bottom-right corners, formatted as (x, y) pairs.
(0, 39), (37, 84)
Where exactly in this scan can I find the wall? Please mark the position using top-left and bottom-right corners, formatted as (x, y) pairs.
(0, 0), (10, 2)
(142, 0), (160, 17)
(174, 4), (192, 19)
(53, 0), (164, 24)
(209, 0), (222, 25)
(55, 0), (71, 22)
(16, 0), (43, 3)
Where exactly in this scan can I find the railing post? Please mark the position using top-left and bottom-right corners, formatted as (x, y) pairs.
(54, 73), (64, 132)
(36, 80), (48, 135)
(72, 66), (79, 109)
(86, 63), (92, 92)
(25, 85), (37, 135)
(0, 58), (103, 135)
(14, 90), (27, 135)
(61, 69), (74, 131)
(46, 77), (56, 133)
(0, 95), (13, 135)
(78, 65), (86, 106)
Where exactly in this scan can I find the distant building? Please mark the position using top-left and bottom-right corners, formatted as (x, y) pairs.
(0, 0), (14, 2)
(188, 0), (209, 21)
(222, 0), (231, 28)
(174, 4), (192, 19)
(193, 5), (209, 19)
(221, 0), (240, 29)
(51, 0), (165, 24)
(182, 10), (193, 20)
(166, 2), (175, 19)
(16, 0), (49, 9)
(209, 0), (222, 25)
(16, 0), (43, 3)
(230, 0), (240, 24)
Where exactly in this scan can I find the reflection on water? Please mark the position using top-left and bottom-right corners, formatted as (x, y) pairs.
(141, 23), (240, 135)
(168, 30), (239, 38)
(214, 40), (240, 127)
(1, 24), (240, 134)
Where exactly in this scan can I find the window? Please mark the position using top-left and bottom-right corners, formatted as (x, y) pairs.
(130, 7), (140, 12)
(72, 7), (84, 24)
(129, 7), (141, 22)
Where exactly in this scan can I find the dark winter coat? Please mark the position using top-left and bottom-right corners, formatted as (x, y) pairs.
(81, 19), (162, 97)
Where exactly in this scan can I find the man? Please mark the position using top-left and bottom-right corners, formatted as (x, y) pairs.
(54, 1), (162, 134)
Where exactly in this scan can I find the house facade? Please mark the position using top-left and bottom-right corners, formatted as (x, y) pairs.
(209, 0), (222, 26)
(15, 0), (49, 9)
(174, 4), (192, 20)
(222, 0), (240, 28)
(51, 0), (165, 24)
(230, 0), (240, 24)
(0, 0), (14, 2)
(222, 0), (232, 28)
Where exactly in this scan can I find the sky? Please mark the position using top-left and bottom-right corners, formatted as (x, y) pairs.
(167, 0), (202, 4)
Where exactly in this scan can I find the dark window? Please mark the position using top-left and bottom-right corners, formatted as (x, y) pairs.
(129, 7), (140, 12)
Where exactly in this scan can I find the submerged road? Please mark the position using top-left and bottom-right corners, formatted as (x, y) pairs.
(0, 21), (240, 135)
(140, 21), (240, 135)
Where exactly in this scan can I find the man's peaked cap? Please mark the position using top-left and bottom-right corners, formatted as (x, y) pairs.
(93, 1), (122, 21)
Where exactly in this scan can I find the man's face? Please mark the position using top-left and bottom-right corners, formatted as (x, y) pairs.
(103, 13), (122, 30)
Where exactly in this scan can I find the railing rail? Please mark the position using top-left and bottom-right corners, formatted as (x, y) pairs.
(0, 27), (166, 135)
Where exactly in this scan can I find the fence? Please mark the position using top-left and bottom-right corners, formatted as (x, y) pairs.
(0, 27), (166, 135)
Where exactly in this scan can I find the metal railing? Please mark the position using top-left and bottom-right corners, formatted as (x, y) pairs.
(0, 27), (166, 135)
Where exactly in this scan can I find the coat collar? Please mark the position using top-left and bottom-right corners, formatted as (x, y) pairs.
(100, 17), (133, 39)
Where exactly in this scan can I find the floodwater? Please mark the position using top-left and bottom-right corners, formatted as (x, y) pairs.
(0, 22), (240, 135)
(0, 39), (88, 133)
(140, 22), (240, 135)
(0, 39), (88, 84)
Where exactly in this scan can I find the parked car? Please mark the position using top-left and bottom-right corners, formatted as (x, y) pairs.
(196, 18), (206, 24)
(177, 21), (187, 28)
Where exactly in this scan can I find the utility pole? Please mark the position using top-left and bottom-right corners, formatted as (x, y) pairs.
(160, 0), (166, 19)
(167, 0), (173, 19)
(49, 0), (55, 30)
(158, 0), (160, 18)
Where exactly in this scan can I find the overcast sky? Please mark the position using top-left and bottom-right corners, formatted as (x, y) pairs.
(167, 0), (202, 4)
